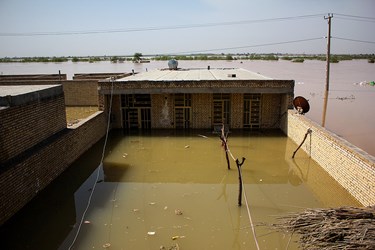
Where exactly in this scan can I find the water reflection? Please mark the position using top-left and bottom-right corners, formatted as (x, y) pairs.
(0, 129), (361, 250)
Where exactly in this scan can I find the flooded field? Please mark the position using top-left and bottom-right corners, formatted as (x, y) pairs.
(0, 129), (360, 249)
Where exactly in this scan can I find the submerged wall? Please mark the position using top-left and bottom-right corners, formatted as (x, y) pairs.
(283, 110), (375, 206)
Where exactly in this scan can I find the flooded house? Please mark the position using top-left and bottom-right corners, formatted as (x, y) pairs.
(98, 65), (294, 131)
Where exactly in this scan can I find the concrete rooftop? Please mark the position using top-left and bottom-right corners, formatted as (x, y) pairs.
(117, 68), (273, 82)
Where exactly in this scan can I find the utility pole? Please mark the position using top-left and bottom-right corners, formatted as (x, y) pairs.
(322, 13), (333, 127)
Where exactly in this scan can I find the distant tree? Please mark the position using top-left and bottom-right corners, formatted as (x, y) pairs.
(110, 56), (118, 63)
(226, 54), (233, 60)
(133, 52), (143, 62)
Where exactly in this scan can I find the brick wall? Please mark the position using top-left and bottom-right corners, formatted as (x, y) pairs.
(0, 74), (67, 81)
(261, 94), (281, 128)
(0, 80), (99, 106)
(62, 80), (99, 106)
(231, 93), (243, 129)
(192, 93), (212, 128)
(284, 111), (375, 206)
(0, 112), (106, 224)
(0, 95), (67, 163)
(151, 94), (174, 129)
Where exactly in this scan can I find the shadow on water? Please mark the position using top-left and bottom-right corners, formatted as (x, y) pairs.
(0, 137), (105, 250)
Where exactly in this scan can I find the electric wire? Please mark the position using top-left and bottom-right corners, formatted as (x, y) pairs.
(67, 78), (115, 250)
(332, 36), (375, 44)
(166, 37), (324, 55)
(333, 13), (375, 22)
(0, 14), (325, 37)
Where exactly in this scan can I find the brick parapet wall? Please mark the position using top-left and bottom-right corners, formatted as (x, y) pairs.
(99, 80), (294, 94)
(0, 80), (99, 106)
(284, 110), (375, 206)
(0, 111), (106, 224)
(62, 80), (99, 106)
(0, 95), (67, 163)
(0, 74), (67, 81)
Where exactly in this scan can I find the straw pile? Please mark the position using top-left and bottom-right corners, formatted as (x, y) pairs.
(272, 206), (375, 249)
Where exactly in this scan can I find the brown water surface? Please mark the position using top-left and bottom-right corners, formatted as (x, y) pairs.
(58, 130), (360, 249)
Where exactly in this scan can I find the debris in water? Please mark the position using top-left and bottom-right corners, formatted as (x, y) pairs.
(184, 145), (190, 149)
(175, 209), (183, 215)
(164, 206), (168, 210)
(133, 208), (140, 212)
(272, 206), (375, 249)
(336, 94), (355, 101)
(147, 231), (156, 236)
(84, 220), (91, 224)
(160, 243), (180, 250)
(149, 202), (156, 205)
(171, 235), (186, 240)
(102, 243), (111, 248)
(198, 134), (208, 139)
(259, 179), (263, 182)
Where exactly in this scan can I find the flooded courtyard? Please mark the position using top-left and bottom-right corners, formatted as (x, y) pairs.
(0, 129), (360, 249)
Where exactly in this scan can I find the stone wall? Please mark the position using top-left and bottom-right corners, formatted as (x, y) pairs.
(0, 112), (106, 224)
(284, 110), (375, 206)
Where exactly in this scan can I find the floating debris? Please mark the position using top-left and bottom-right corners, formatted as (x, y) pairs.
(84, 220), (91, 224)
(354, 81), (375, 86)
(271, 206), (375, 250)
(198, 134), (208, 139)
(147, 231), (156, 236)
(133, 208), (140, 212)
(175, 209), (183, 215)
(149, 202), (156, 205)
(102, 243), (111, 248)
(171, 235), (185, 240)
(184, 145), (190, 149)
(336, 94), (355, 101)
(160, 243), (180, 250)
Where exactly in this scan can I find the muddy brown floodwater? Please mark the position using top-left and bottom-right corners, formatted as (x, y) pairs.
(55, 129), (358, 250)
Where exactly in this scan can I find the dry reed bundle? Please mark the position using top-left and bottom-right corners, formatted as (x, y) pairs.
(272, 206), (375, 249)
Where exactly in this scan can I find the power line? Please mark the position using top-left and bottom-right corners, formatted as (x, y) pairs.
(157, 37), (324, 55)
(334, 13), (375, 21)
(332, 36), (375, 44)
(0, 14), (325, 37)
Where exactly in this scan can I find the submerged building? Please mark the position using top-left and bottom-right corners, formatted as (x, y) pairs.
(98, 67), (294, 130)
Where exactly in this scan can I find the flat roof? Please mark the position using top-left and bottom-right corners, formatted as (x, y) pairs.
(0, 85), (63, 107)
(116, 68), (273, 82)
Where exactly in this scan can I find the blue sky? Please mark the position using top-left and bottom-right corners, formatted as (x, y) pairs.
(0, 0), (374, 57)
